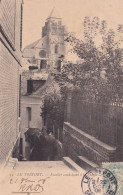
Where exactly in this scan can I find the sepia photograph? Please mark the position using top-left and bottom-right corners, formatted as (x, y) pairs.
(0, 0), (123, 194)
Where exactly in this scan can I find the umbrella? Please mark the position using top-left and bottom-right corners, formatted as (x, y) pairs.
(24, 128), (42, 145)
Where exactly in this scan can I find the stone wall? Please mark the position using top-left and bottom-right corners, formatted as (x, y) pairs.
(63, 122), (117, 168)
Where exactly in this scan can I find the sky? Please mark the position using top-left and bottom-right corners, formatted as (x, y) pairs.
(22, 0), (123, 49)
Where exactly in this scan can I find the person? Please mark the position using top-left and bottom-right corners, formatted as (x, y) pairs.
(30, 132), (48, 161)
(45, 130), (58, 161)
(38, 133), (48, 161)
(30, 134), (41, 161)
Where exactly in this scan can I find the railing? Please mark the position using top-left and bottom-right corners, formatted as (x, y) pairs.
(69, 93), (123, 148)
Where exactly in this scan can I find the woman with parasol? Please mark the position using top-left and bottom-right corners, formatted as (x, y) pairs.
(25, 128), (47, 161)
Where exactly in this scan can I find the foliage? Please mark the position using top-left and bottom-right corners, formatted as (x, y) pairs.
(52, 17), (123, 102)
(42, 17), (123, 129)
(41, 93), (65, 128)
(40, 78), (66, 128)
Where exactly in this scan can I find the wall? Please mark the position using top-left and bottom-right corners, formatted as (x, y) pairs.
(20, 96), (43, 159)
(0, 43), (20, 165)
(0, 0), (23, 166)
(63, 122), (117, 169)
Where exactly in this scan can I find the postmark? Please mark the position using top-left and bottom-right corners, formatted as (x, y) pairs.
(81, 168), (117, 195)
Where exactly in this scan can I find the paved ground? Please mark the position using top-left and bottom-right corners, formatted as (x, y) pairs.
(16, 160), (72, 172)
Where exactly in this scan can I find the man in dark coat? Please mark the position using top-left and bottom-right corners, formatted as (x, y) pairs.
(30, 134), (41, 161)
(39, 134), (48, 161)
(45, 131), (58, 161)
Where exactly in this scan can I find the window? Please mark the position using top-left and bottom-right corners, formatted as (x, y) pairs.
(55, 45), (58, 54)
(27, 80), (33, 94)
(26, 107), (31, 122)
(40, 60), (47, 69)
(27, 59), (31, 63)
(39, 50), (46, 58)
(57, 60), (61, 72)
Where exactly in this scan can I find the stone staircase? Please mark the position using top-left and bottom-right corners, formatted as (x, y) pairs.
(63, 122), (117, 170)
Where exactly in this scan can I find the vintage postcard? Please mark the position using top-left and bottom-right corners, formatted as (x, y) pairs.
(0, 0), (123, 194)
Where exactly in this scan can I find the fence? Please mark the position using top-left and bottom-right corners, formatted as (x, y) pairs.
(68, 88), (123, 149)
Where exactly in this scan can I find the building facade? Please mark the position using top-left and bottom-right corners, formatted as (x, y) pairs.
(20, 95), (43, 160)
(23, 8), (65, 72)
(20, 69), (49, 160)
(20, 9), (66, 160)
(0, 0), (23, 166)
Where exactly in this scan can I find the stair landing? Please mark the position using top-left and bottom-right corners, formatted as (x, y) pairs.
(16, 161), (71, 171)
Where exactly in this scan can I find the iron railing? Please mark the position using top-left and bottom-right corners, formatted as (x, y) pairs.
(70, 93), (123, 147)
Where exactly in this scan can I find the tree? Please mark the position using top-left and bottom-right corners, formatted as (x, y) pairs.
(41, 17), (123, 132)
(40, 78), (65, 129)
(52, 17), (123, 102)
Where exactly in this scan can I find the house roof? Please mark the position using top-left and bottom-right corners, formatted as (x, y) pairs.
(24, 39), (41, 49)
(35, 39), (43, 49)
(22, 39), (43, 60)
(31, 72), (49, 80)
(24, 72), (60, 101)
(30, 75), (52, 97)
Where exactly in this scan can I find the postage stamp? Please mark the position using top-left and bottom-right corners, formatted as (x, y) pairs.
(102, 162), (123, 195)
(81, 168), (117, 195)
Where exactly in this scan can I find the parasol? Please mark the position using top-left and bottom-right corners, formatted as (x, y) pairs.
(24, 128), (42, 145)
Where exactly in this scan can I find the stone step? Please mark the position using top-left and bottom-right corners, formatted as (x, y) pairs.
(17, 160), (68, 168)
(63, 157), (85, 172)
(76, 155), (98, 171)
(15, 160), (75, 173)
